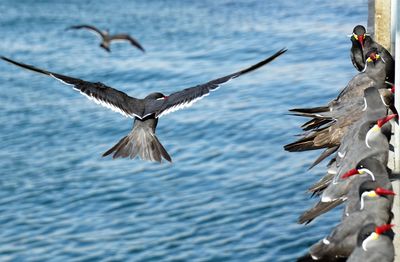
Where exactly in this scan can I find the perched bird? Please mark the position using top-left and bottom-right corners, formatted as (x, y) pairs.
(298, 114), (395, 224)
(1, 48), (287, 162)
(286, 86), (390, 169)
(66, 24), (145, 53)
(289, 87), (393, 125)
(290, 49), (387, 122)
(285, 51), (387, 157)
(288, 49), (390, 139)
(347, 223), (394, 262)
(350, 25), (367, 72)
(301, 184), (394, 260)
(338, 49), (387, 101)
(342, 176), (393, 218)
(307, 105), (392, 195)
(350, 25), (394, 83)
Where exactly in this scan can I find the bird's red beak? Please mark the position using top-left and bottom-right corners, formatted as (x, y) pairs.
(358, 35), (364, 47)
(391, 85), (395, 94)
(375, 187), (396, 196)
(341, 168), (360, 179)
(375, 224), (394, 235)
(369, 52), (377, 61)
(377, 114), (397, 128)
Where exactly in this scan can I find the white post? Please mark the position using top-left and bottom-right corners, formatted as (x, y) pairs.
(392, 0), (398, 53)
(392, 0), (400, 261)
(393, 0), (400, 171)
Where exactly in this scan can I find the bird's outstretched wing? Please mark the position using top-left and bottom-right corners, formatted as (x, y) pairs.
(66, 24), (105, 39)
(110, 34), (146, 52)
(1, 56), (144, 118)
(145, 48), (287, 118)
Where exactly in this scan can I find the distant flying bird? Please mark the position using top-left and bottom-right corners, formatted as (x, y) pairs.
(66, 24), (145, 53)
(1, 48), (286, 162)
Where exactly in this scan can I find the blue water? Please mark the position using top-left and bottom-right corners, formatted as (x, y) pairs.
(0, 0), (367, 261)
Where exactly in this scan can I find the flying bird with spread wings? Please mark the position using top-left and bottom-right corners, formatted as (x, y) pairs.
(66, 24), (145, 53)
(1, 48), (286, 163)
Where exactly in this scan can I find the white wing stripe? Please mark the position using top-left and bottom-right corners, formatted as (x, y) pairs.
(157, 74), (237, 118)
(71, 88), (135, 118)
(50, 74), (75, 86)
(110, 39), (131, 43)
(158, 92), (211, 118)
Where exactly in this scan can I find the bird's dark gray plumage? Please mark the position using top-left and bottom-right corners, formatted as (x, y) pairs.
(67, 24), (146, 53)
(306, 87), (391, 192)
(290, 49), (387, 121)
(350, 25), (394, 83)
(305, 184), (393, 260)
(347, 223), (394, 262)
(1, 48), (287, 162)
(285, 51), (388, 161)
(298, 114), (394, 224)
(286, 86), (390, 171)
(350, 25), (367, 72)
(342, 163), (393, 218)
(319, 112), (392, 187)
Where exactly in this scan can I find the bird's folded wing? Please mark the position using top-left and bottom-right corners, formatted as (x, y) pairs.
(145, 48), (287, 118)
(298, 198), (345, 224)
(1, 56), (144, 118)
(327, 215), (364, 243)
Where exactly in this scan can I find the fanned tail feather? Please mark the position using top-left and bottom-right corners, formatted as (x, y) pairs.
(103, 126), (171, 163)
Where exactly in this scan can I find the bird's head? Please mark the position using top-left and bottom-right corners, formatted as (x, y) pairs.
(365, 49), (382, 64)
(342, 157), (388, 182)
(358, 183), (395, 199)
(363, 114), (396, 148)
(357, 180), (395, 210)
(341, 160), (377, 181)
(351, 25), (366, 48)
(359, 223), (394, 251)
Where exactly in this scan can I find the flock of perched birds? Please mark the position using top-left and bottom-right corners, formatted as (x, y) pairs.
(285, 25), (397, 261)
(1, 24), (286, 163)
